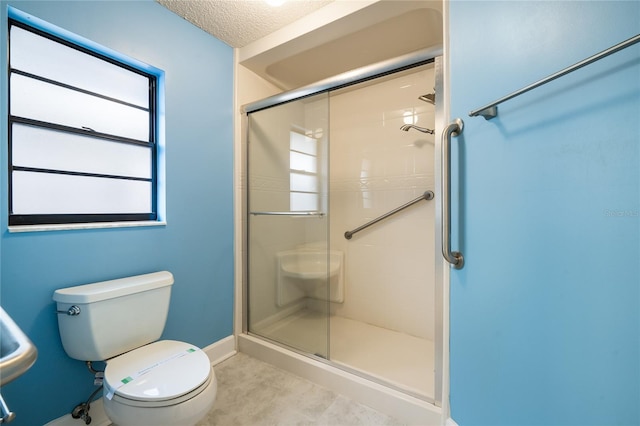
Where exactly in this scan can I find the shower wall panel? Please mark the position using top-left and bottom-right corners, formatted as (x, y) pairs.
(329, 66), (436, 340)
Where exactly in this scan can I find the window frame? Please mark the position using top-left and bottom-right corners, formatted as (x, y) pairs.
(7, 11), (161, 228)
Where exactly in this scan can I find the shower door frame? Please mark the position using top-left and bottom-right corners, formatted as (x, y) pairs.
(244, 91), (331, 359)
(242, 47), (447, 406)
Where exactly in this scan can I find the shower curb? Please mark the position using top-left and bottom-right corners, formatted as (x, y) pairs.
(238, 333), (443, 426)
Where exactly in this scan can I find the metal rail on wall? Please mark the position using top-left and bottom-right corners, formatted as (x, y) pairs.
(249, 211), (325, 217)
(441, 120), (464, 269)
(344, 191), (434, 240)
(469, 33), (640, 120)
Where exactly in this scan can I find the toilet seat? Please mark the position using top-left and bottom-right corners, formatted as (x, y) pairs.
(104, 340), (212, 407)
(109, 374), (213, 408)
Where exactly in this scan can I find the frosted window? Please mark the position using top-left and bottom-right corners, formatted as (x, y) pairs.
(290, 151), (317, 173)
(12, 171), (151, 215)
(8, 15), (160, 226)
(12, 124), (151, 179)
(290, 193), (319, 212)
(289, 131), (319, 212)
(290, 132), (317, 155)
(10, 26), (149, 108)
(290, 172), (318, 193)
(11, 74), (149, 141)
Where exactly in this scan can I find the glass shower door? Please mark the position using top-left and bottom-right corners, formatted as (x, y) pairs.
(246, 92), (330, 358)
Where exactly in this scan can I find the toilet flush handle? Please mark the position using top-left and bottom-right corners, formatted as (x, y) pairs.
(56, 305), (81, 316)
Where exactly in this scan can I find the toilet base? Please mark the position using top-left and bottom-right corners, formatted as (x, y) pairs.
(104, 367), (217, 426)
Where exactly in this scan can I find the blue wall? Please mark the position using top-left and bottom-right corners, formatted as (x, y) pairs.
(448, 1), (639, 424)
(0, 1), (234, 424)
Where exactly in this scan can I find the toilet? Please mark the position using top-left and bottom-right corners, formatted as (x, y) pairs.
(53, 271), (216, 426)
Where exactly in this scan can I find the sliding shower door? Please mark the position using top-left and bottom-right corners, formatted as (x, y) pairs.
(246, 93), (330, 358)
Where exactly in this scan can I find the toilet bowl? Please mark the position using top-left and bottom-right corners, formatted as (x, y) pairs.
(103, 341), (216, 426)
(53, 271), (216, 426)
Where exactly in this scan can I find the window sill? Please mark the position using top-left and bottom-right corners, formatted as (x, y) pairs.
(8, 220), (167, 233)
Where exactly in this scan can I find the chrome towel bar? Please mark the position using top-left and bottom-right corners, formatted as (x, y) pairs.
(469, 33), (640, 120)
(344, 191), (434, 240)
(249, 211), (325, 217)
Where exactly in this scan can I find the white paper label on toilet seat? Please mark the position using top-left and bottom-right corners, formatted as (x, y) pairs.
(105, 348), (197, 400)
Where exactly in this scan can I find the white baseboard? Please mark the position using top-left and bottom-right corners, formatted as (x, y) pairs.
(446, 417), (459, 426)
(45, 335), (236, 425)
(202, 334), (236, 365)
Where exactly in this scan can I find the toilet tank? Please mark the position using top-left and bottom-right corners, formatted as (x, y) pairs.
(53, 271), (174, 361)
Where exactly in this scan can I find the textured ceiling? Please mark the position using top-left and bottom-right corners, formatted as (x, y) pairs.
(156, 0), (334, 48)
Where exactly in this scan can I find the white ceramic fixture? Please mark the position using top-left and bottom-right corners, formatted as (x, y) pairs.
(53, 271), (216, 426)
(276, 249), (344, 306)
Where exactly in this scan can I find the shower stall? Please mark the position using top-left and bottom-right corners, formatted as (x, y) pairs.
(243, 49), (445, 417)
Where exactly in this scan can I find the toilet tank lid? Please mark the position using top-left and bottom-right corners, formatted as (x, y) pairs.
(53, 271), (174, 304)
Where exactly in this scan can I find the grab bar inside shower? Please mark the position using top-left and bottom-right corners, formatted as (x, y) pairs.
(344, 191), (434, 240)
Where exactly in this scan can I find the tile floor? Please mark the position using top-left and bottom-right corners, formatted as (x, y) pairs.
(196, 353), (405, 426)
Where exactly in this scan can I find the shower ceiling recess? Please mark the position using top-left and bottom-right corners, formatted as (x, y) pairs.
(158, 0), (443, 90)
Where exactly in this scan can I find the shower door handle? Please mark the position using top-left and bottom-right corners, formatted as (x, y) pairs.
(441, 118), (464, 269)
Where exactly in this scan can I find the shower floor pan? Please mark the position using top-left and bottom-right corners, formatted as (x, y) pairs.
(258, 308), (434, 400)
